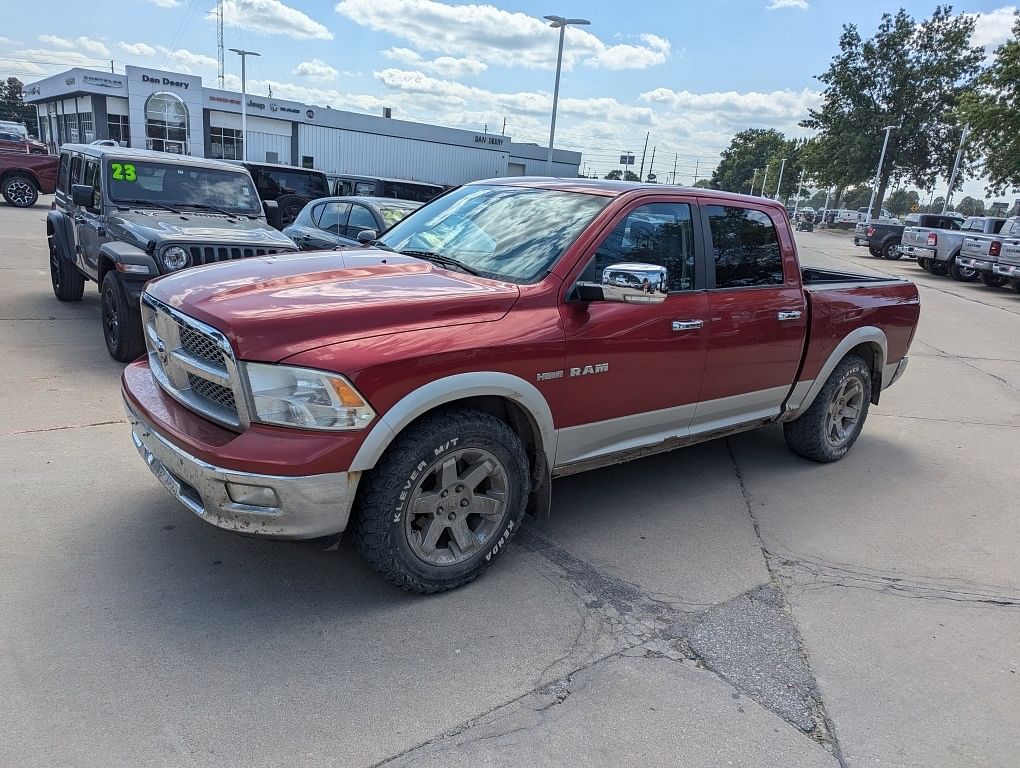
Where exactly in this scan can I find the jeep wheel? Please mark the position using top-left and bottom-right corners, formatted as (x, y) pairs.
(353, 409), (529, 593)
(784, 355), (871, 463)
(948, 256), (977, 282)
(2, 174), (39, 208)
(49, 233), (85, 302)
(276, 194), (305, 228)
(980, 273), (1007, 288)
(101, 272), (145, 362)
(882, 241), (902, 260)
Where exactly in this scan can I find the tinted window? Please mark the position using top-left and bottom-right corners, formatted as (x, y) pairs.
(382, 181), (443, 203)
(263, 168), (328, 198)
(69, 154), (83, 187)
(354, 181), (376, 196)
(106, 160), (261, 214)
(315, 202), (350, 233)
(83, 160), (101, 210)
(706, 205), (784, 288)
(347, 204), (377, 235)
(58, 152), (71, 192)
(581, 203), (696, 292)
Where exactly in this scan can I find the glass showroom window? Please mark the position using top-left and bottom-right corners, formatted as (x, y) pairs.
(209, 126), (243, 160)
(145, 91), (189, 154)
(108, 114), (130, 146)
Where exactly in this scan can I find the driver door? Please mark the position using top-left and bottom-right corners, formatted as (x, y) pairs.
(556, 197), (710, 467)
(75, 157), (108, 277)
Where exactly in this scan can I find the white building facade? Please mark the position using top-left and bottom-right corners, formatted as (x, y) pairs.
(25, 66), (581, 185)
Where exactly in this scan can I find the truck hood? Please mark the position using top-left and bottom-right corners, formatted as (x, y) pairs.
(145, 249), (521, 361)
(108, 211), (294, 250)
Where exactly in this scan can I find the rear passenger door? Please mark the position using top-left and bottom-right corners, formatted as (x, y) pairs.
(693, 202), (807, 431)
(75, 157), (108, 276)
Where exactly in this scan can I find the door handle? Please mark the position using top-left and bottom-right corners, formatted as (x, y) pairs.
(777, 311), (802, 321)
(672, 319), (704, 331)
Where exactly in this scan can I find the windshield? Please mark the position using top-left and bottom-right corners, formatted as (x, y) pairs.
(106, 160), (262, 215)
(377, 185), (609, 283)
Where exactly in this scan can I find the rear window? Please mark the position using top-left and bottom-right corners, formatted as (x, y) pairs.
(706, 205), (784, 288)
(382, 181), (443, 203)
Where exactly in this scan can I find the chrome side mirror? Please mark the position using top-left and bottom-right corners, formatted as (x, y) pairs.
(575, 262), (667, 304)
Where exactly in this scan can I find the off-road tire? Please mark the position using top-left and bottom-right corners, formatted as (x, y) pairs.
(2, 174), (39, 208)
(352, 409), (530, 594)
(784, 355), (872, 463)
(882, 241), (902, 260)
(101, 271), (145, 362)
(948, 255), (977, 282)
(49, 231), (85, 301)
(275, 194), (305, 228)
(980, 273), (1007, 288)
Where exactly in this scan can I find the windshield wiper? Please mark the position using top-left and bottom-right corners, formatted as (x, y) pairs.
(114, 198), (181, 214)
(399, 249), (481, 276)
(173, 202), (244, 217)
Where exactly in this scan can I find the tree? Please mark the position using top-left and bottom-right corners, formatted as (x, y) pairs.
(603, 170), (640, 181)
(0, 78), (38, 135)
(956, 195), (984, 215)
(885, 188), (921, 215)
(692, 179), (712, 189)
(959, 12), (1020, 194)
(803, 7), (983, 220)
(709, 129), (789, 194)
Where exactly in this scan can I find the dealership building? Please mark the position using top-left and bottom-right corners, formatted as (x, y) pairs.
(24, 66), (582, 184)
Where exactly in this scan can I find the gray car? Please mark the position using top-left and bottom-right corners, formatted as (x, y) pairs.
(46, 144), (298, 361)
(283, 196), (422, 250)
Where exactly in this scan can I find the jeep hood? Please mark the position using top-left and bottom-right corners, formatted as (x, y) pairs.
(109, 211), (295, 250)
(145, 249), (521, 361)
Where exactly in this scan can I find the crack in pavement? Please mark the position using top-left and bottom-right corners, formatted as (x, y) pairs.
(1, 419), (125, 437)
(870, 413), (1020, 428)
(918, 339), (1020, 393)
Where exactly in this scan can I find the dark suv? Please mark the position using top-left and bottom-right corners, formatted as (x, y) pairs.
(236, 161), (330, 229)
(47, 145), (297, 361)
(332, 174), (444, 203)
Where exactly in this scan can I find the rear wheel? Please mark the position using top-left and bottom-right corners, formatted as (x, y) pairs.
(1, 174), (39, 207)
(948, 255), (977, 282)
(883, 241), (902, 260)
(353, 409), (529, 593)
(49, 232), (85, 301)
(275, 194), (305, 228)
(101, 271), (145, 362)
(928, 260), (948, 276)
(916, 257), (929, 271)
(784, 355), (872, 463)
(869, 247), (882, 257)
(980, 273), (1007, 288)
(1011, 279), (1020, 294)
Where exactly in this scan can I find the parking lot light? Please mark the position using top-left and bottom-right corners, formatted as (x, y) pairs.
(228, 48), (261, 161)
(866, 125), (896, 223)
(544, 15), (590, 176)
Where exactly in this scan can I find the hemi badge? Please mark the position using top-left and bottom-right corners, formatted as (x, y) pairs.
(536, 370), (564, 382)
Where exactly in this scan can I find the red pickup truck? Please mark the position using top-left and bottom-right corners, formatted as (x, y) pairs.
(122, 179), (920, 593)
(0, 151), (58, 208)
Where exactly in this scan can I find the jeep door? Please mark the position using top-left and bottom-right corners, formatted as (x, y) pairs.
(556, 197), (709, 466)
(74, 157), (108, 279)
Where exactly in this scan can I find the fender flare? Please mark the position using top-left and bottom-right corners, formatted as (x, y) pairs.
(97, 240), (159, 282)
(349, 372), (557, 472)
(46, 209), (75, 262)
(783, 326), (888, 419)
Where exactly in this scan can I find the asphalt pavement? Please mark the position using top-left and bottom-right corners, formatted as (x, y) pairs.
(1, 202), (1017, 767)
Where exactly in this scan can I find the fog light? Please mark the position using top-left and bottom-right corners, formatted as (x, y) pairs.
(226, 482), (279, 508)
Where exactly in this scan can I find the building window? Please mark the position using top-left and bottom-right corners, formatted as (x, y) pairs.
(79, 112), (94, 143)
(301, 155), (314, 169)
(265, 151), (279, 164)
(209, 126), (243, 160)
(145, 91), (189, 154)
(64, 113), (79, 143)
(108, 114), (130, 146)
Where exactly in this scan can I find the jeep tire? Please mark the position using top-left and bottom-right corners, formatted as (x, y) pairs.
(353, 409), (529, 593)
(49, 232), (85, 302)
(784, 355), (872, 463)
(2, 174), (39, 208)
(101, 271), (145, 362)
(276, 194), (305, 228)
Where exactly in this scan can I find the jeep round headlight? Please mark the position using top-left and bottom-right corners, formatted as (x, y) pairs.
(242, 362), (376, 430)
(161, 246), (191, 271)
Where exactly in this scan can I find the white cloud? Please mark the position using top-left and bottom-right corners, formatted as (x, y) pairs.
(209, 0), (334, 40)
(767, 0), (809, 10)
(966, 6), (1017, 49)
(640, 86), (822, 123)
(293, 58), (339, 82)
(38, 35), (111, 57)
(117, 42), (216, 73)
(336, 0), (671, 70)
(119, 42), (157, 57)
(382, 48), (487, 77)
(148, 0), (183, 6)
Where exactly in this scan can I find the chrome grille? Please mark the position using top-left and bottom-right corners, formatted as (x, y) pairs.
(186, 245), (285, 266)
(141, 294), (249, 430)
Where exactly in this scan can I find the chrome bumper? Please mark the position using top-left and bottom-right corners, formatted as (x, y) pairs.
(957, 256), (992, 272)
(993, 263), (1020, 279)
(125, 398), (359, 539)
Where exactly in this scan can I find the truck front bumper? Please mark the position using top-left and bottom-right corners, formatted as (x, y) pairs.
(993, 263), (1020, 279)
(124, 397), (360, 539)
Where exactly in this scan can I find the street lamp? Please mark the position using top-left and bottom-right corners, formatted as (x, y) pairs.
(229, 48), (261, 161)
(749, 168), (759, 196)
(866, 125), (896, 223)
(774, 157), (788, 200)
(760, 165), (769, 197)
(544, 15), (590, 176)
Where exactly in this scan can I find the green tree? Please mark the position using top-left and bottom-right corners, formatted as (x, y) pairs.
(885, 188), (921, 215)
(709, 129), (789, 194)
(692, 179), (712, 189)
(956, 195), (984, 215)
(802, 7), (983, 220)
(604, 170), (640, 181)
(959, 12), (1020, 194)
(0, 78), (39, 135)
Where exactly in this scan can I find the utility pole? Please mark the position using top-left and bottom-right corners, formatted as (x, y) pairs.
(943, 124), (969, 213)
(638, 132), (650, 181)
(501, 117), (507, 135)
(110, 60), (114, 74)
(671, 153), (678, 185)
(216, 0), (225, 89)
(647, 146), (656, 182)
(693, 159), (700, 185)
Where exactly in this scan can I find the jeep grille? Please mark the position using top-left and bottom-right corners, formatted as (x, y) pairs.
(186, 245), (286, 266)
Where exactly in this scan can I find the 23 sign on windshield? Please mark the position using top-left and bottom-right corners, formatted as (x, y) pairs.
(110, 163), (137, 181)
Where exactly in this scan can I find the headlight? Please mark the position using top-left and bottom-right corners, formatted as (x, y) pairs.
(242, 362), (375, 430)
(161, 246), (191, 271)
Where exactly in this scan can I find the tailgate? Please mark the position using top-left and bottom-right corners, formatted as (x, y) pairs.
(901, 227), (928, 247)
(961, 236), (993, 259)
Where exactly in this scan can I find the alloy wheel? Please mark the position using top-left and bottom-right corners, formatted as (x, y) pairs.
(824, 375), (865, 449)
(5, 179), (34, 206)
(102, 285), (120, 347)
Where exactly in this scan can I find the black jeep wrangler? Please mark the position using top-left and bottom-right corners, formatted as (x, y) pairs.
(46, 145), (298, 361)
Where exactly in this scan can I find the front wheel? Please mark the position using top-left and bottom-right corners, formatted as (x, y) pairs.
(784, 355), (872, 463)
(2, 174), (39, 207)
(949, 257), (977, 282)
(353, 409), (530, 593)
(101, 272), (145, 362)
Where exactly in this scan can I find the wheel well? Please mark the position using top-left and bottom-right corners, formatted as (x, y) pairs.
(98, 256), (116, 285)
(847, 342), (883, 404)
(0, 170), (37, 186)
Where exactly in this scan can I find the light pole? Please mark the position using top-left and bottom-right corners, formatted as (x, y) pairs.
(866, 124), (896, 223)
(760, 165), (769, 197)
(544, 15), (590, 176)
(229, 48), (260, 161)
(943, 123), (969, 213)
(749, 168), (759, 196)
(774, 157), (788, 200)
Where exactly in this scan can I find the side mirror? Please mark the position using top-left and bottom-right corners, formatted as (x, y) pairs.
(575, 263), (668, 305)
(262, 199), (281, 229)
(356, 229), (378, 244)
(71, 184), (93, 207)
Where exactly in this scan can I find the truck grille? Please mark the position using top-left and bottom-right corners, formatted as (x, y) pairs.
(141, 294), (249, 430)
(186, 245), (285, 266)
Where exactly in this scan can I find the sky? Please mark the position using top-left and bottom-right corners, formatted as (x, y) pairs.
(1, 0), (1016, 201)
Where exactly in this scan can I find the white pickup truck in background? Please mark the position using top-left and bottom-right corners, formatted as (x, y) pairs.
(958, 216), (1020, 288)
(900, 216), (1007, 281)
